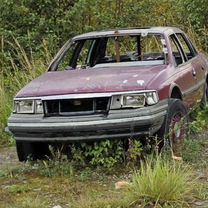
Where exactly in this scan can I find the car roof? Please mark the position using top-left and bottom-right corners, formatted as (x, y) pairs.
(72, 27), (183, 41)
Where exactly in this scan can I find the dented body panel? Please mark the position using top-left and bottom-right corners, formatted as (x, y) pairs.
(16, 65), (167, 98)
(8, 99), (168, 141)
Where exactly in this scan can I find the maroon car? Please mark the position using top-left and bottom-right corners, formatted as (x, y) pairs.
(8, 27), (208, 161)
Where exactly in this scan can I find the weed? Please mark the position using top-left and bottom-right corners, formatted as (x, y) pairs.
(0, 37), (49, 146)
(10, 197), (47, 208)
(182, 139), (202, 162)
(5, 184), (31, 194)
(126, 156), (196, 207)
(86, 140), (124, 168)
(195, 183), (208, 200)
(35, 157), (74, 177)
(71, 193), (130, 208)
(127, 139), (143, 163)
(70, 140), (125, 168)
(190, 107), (208, 134)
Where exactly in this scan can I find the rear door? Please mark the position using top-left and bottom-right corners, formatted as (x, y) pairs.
(176, 33), (205, 103)
(169, 34), (197, 107)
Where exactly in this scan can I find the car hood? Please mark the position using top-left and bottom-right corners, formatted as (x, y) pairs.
(16, 65), (167, 98)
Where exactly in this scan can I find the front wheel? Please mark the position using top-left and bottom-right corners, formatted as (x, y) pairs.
(16, 141), (50, 161)
(156, 99), (188, 157)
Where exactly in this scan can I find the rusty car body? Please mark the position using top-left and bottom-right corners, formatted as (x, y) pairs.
(7, 27), (208, 161)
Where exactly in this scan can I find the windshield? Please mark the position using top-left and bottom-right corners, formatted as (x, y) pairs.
(54, 33), (167, 71)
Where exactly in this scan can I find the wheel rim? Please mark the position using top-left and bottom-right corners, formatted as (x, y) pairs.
(169, 112), (186, 157)
(171, 113), (182, 138)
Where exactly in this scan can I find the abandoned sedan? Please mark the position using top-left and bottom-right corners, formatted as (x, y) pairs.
(8, 27), (208, 161)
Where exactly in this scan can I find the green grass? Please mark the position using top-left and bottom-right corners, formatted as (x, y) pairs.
(10, 197), (47, 208)
(0, 147), (204, 208)
(126, 156), (195, 207)
(0, 37), (48, 146)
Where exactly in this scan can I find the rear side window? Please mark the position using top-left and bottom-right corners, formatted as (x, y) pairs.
(176, 33), (197, 60)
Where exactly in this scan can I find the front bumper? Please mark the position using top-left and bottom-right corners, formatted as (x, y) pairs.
(7, 100), (168, 141)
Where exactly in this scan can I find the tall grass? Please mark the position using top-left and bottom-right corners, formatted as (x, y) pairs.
(0, 36), (51, 145)
(126, 156), (196, 207)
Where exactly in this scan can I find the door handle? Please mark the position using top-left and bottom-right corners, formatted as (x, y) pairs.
(192, 68), (196, 76)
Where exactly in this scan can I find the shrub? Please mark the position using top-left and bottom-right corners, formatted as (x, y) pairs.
(71, 140), (125, 168)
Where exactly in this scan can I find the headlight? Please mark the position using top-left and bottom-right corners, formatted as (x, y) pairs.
(14, 99), (43, 114)
(122, 94), (145, 108)
(145, 92), (159, 105)
(35, 100), (43, 114)
(111, 91), (159, 109)
(15, 100), (34, 114)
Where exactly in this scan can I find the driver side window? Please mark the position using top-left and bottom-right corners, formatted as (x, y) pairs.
(76, 40), (94, 68)
(169, 35), (184, 66)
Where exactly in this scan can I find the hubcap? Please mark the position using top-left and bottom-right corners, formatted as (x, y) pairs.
(169, 113), (185, 157)
(170, 113), (183, 139)
(173, 122), (181, 138)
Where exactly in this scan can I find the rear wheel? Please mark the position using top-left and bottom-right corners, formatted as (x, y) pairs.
(16, 141), (50, 161)
(156, 99), (188, 157)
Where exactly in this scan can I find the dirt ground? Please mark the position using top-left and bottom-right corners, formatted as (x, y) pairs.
(1, 137), (208, 208)
(0, 146), (19, 169)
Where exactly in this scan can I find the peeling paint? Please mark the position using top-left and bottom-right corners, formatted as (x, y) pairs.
(123, 80), (128, 84)
(133, 74), (138, 78)
(161, 39), (166, 45)
(137, 80), (145, 86)
(141, 30), (148, 37)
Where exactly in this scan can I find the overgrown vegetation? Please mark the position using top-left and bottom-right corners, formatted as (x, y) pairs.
(1, 142), (207, 208)
(127, 157), (195, 207)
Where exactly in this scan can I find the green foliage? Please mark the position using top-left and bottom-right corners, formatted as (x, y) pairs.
(190, 107), (208, 134)
(0, 0), (77, 49)
(182, 0), (208, 29)
(0, 37), (48, 145)
(5, 184), (31, 194)
(71, 140), (124, 168)
(30, 147), (74, 177)
(0, 0), (187, 52)
(87, 140), (124, 167)
(39, 158), (74, 177)
(69, 139), (144, 168)
(10, 197), (47, 208)
(183, 139), (202, 163)
(126, 156), (195, 207)
(1, 138), (208, 208)
(127, 139), (143, 162)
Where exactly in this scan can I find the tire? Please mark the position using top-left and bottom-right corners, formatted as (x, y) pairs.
(156, 99), (188, 157)
(16, 141), (50, 161)
(201, 82), (208, 109)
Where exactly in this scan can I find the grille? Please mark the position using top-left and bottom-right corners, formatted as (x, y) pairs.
(43, 97), (110, 116)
